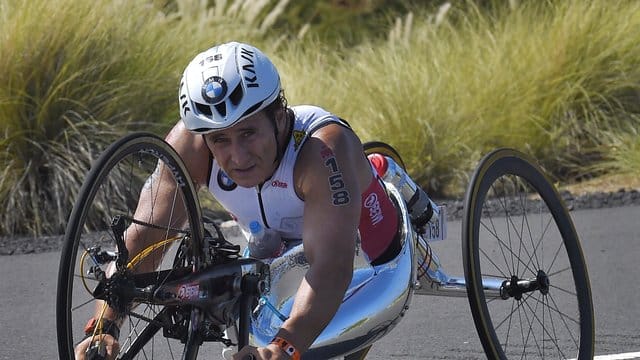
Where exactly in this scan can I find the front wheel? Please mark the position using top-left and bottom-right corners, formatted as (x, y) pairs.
(56, 133), (206, 359)
(462, 148), (594, 359)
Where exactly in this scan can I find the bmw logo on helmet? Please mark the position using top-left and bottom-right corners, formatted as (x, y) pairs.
(201, 76), (227, 104)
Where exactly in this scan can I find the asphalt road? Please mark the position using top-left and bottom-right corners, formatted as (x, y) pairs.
(1, 206), (639, 359)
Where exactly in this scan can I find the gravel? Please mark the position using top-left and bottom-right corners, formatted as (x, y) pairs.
(442, 188), (640, 221)
(1, 188), (639, 256)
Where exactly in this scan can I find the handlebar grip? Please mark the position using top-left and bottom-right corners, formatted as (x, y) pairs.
(85, 343), (107, 360)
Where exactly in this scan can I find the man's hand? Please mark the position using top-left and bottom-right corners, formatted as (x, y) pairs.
(232, 344), (289, 360)
(74, 334), (120, 360)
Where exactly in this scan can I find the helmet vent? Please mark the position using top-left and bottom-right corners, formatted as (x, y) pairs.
(241, 101), (263, 118)
(195, 102), (212, 116)
(214, 102), (227, 117)
(229, 83), (243, 106)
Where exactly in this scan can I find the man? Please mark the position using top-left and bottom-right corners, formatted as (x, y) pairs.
(75, 41), (401, 359)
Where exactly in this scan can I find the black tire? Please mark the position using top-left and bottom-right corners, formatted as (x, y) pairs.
(462, 148), (594, 359)
(57, 133), (205, 359)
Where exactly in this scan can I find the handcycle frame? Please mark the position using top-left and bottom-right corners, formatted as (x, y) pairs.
(57, 133), (594, 359)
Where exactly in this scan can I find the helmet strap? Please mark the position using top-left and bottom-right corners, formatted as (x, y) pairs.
(260, 107), (293, 186)
(273, 120), (280, 165)
(272, 109), (293, 165)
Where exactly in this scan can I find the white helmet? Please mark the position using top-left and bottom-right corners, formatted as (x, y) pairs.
(179, 42), (281, 133)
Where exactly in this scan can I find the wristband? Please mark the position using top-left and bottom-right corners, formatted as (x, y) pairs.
(270, 336), (301, 360)
(83, 317), (120, 340)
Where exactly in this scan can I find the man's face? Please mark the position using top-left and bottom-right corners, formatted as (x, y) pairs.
(203, 111), (278, 188)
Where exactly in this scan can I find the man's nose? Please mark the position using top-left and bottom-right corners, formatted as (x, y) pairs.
(229, 140), (250, 165)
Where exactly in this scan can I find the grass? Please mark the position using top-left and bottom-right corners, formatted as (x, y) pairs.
(0, 0), (279, 235)
(1, 0), (639, 236)
(285, 0), (640, 196)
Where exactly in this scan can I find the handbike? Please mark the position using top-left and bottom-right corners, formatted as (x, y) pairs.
(56, 133), (594, 359)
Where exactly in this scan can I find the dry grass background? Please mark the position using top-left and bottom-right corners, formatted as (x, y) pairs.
(1, 0), (639, 236)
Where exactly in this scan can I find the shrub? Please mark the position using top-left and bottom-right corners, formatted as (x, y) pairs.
(0, 0), (284, 235)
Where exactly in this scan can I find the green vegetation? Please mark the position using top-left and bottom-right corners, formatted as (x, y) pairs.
(0, 0), (276, 235)
(1, 0), (639, 236)
(289, 1), (640, 194)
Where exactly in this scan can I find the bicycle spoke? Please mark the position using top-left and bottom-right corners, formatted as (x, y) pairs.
(547, 294), (581, 328)
(121, 307), (166, 359)
(491, 183), (517, 276)
(494, 294), (531, 330)
(519, 214), (554, 278)
(479, 246), (511, 279)
(521, 295), (570, 359)
(481, 201), (553, 282)
(520, 294), (544, 359)
(546, 295), (564, 359)
(493, 188), (529, 274)
(516, 191), (527, 279)
(548, 283), (577, 297)
(479, 222), (538, 276)
(503, 299), (515, 354)
(541, 292), (546, 359)
(546, 240), (567, 277)
(493, 179), (543, 274)
(71, 297), (96, 312)
(516, 300), (527, 359)
(520, 196), (543, 274)
(483, 210), (515, 276)
(492, 295), (529, 331)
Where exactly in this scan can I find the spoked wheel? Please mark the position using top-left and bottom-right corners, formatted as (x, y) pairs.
(57, 133), (206, 359)
(462, 149), (594, 360)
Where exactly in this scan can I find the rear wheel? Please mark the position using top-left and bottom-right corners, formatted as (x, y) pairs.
(462, 148), (594, 359)
(56, 133), (206, 359)
(362, 141), (406, 169)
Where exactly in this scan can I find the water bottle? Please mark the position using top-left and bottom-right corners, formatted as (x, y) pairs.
(370, 154), (439, 228)
(247, 221), (285, 259)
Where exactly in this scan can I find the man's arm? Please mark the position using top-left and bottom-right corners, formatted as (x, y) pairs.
(272, 123), (372, 353)
(126, 121), (211, 264)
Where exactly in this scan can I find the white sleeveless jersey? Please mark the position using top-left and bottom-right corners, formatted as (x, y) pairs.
(208, 105), (351, 238)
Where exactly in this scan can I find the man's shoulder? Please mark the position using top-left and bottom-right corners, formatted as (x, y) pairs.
(291, 104), (329, 113)
(292, 105), (336, 121)
(297, 123), (361, 167)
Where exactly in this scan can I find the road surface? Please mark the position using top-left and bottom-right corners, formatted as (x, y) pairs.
(0, 206), (638, 359)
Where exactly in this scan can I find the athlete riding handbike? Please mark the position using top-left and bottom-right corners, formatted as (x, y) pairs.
(56, 42), (594, 360)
